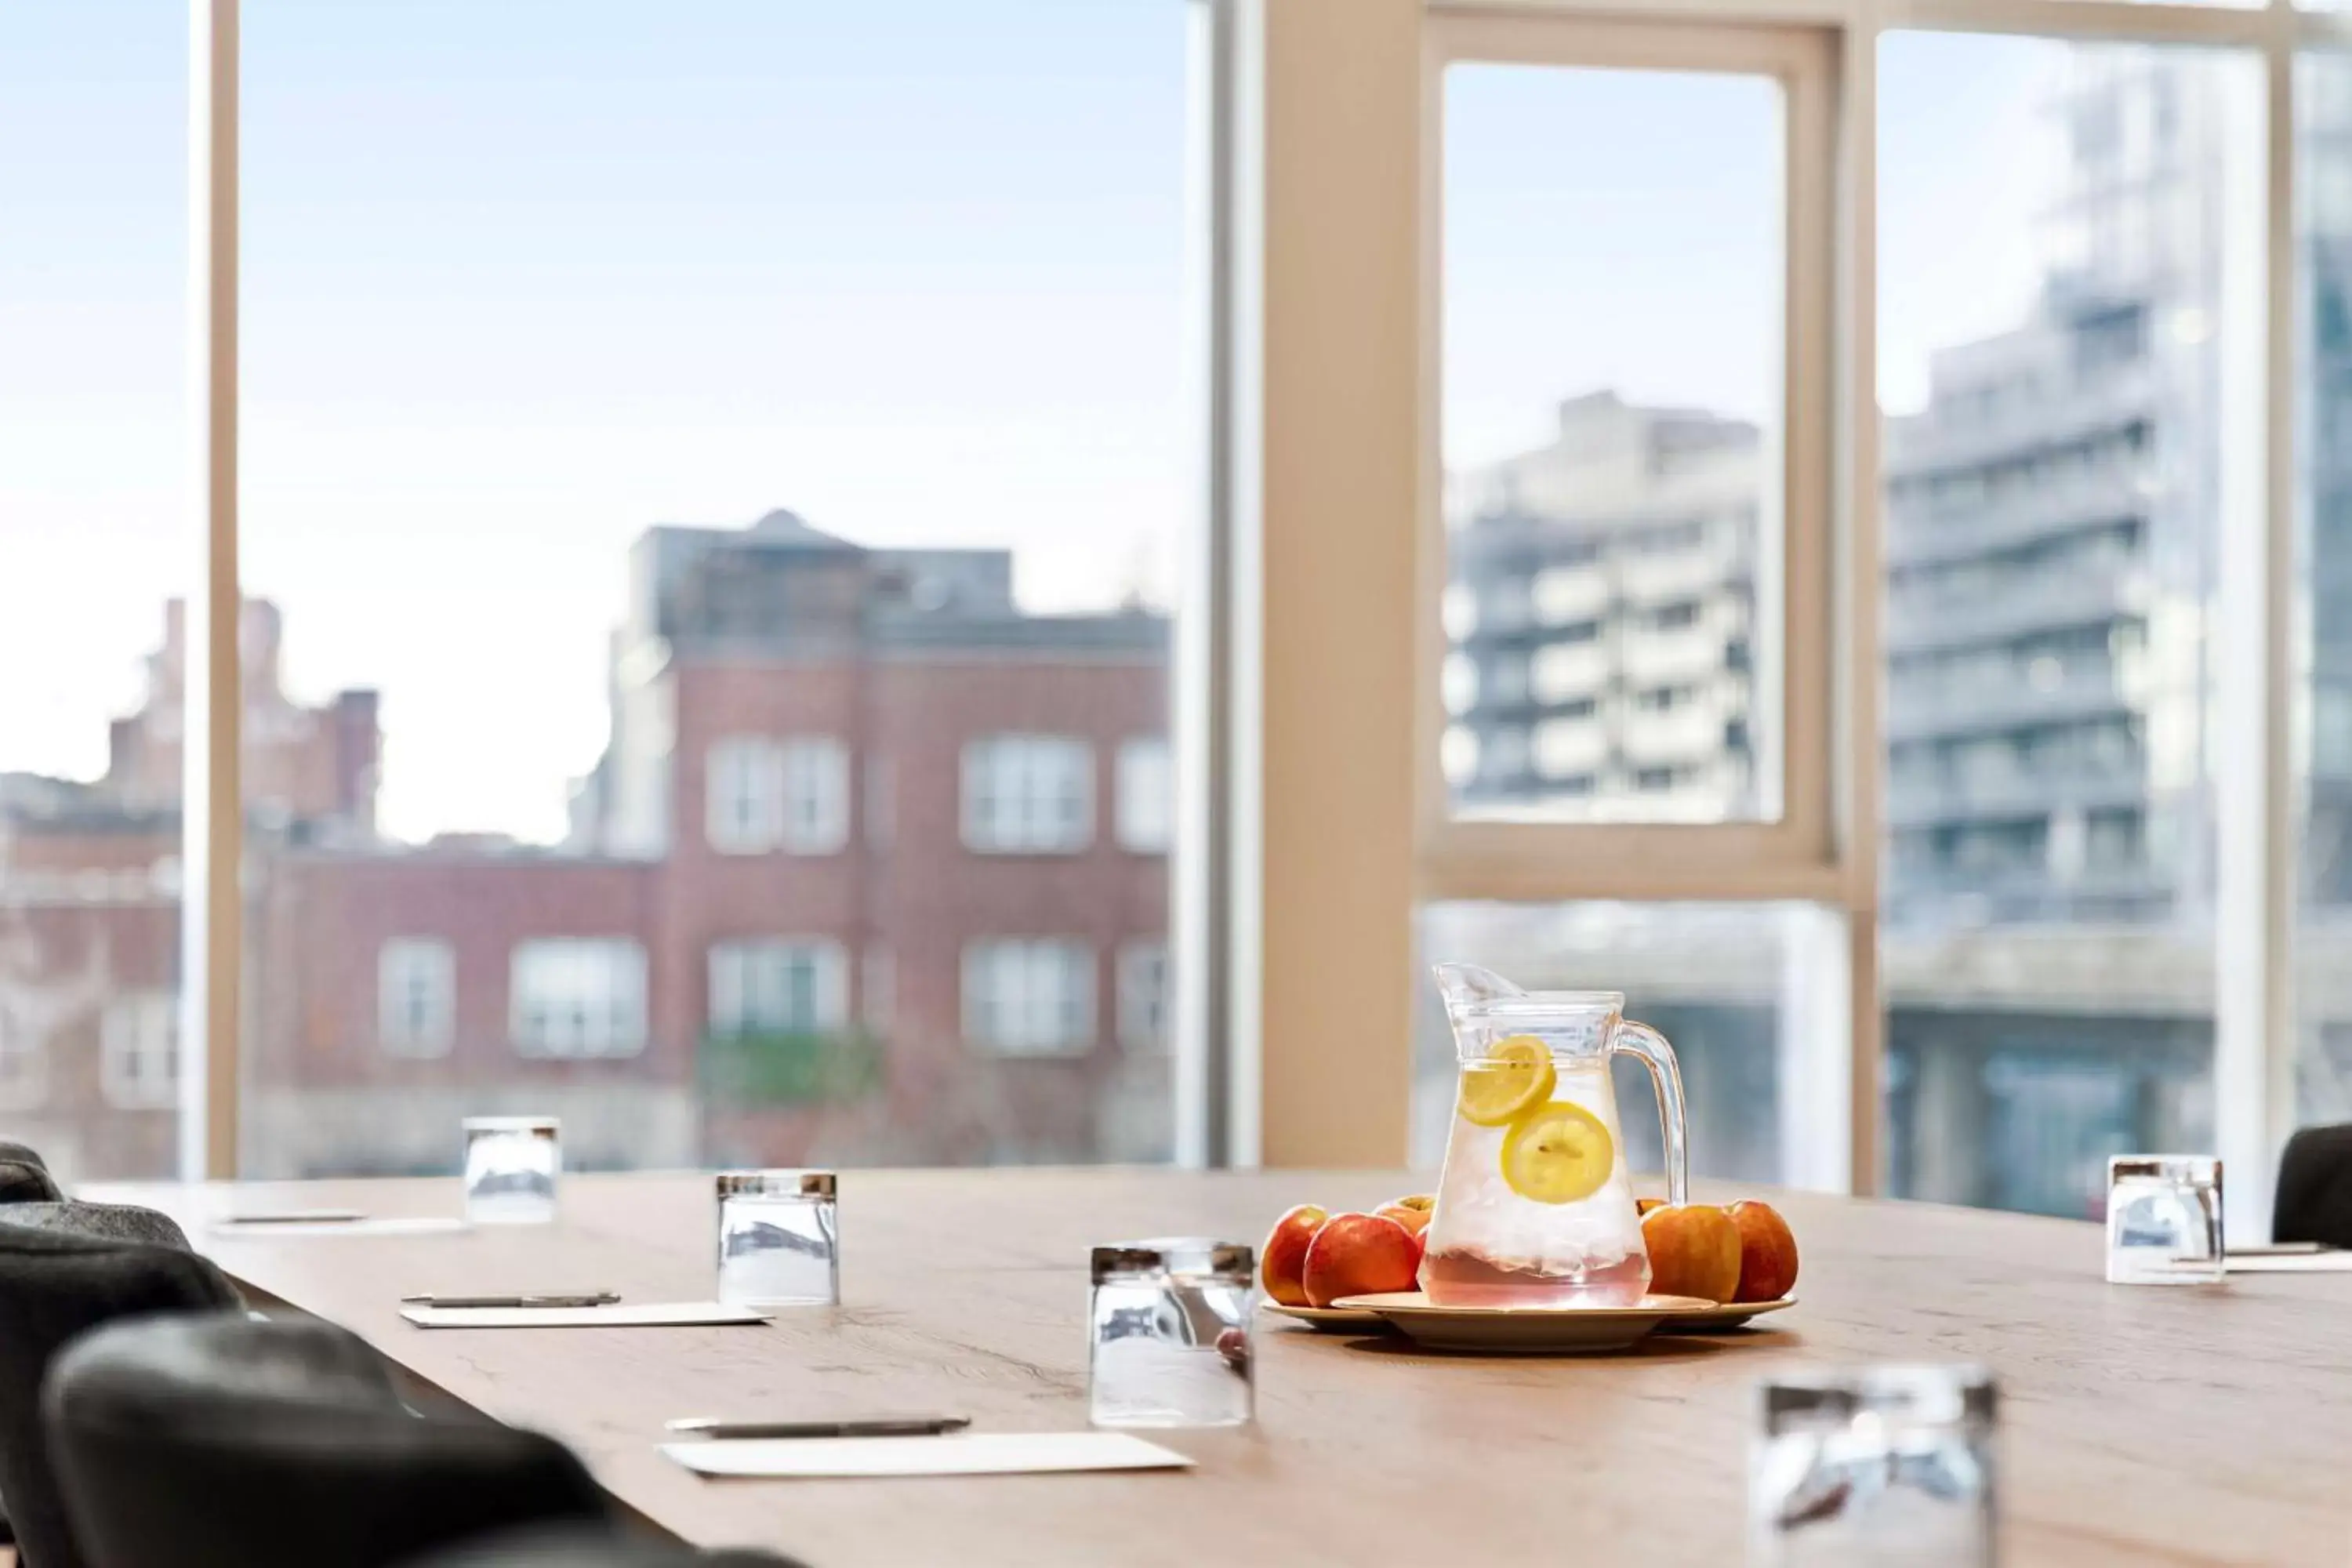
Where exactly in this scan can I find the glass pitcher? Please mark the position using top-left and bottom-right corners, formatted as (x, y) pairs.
(1422, 964), (1690, 1308)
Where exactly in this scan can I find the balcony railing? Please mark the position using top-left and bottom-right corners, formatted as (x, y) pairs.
(1885, 569), (2140, 656)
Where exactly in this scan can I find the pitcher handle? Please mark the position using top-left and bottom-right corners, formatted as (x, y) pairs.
(1613, 1020), (1689, 1208)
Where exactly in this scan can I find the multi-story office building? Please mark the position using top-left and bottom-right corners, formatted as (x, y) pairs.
(1443, 390), (1762, 821)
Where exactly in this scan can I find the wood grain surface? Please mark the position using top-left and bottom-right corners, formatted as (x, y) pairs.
(90, 1171), (2352, 1566)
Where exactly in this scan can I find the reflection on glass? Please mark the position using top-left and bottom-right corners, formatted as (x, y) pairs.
(1751, 1365), (1998, 1567)
(1878, 36), (2252, 1218)
(1087, 1239), (1254, 1430)
(462, 1116), (561, 1225)
(2103, 1154), (2223, 1284)
(715, 1170), (840, 1308)
(1440, 63), (1784, 825)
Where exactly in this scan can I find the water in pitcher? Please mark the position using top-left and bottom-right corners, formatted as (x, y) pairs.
(1421, 964), (1690, 1309)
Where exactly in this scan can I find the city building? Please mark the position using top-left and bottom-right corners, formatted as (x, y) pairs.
(0, 513), (1171, 1181)
(1442, 390), (1762, 821)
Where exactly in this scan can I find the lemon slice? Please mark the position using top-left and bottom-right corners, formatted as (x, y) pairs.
(1457, 1036), (1556, 1127)
(1499, 1101), (1615, 1205)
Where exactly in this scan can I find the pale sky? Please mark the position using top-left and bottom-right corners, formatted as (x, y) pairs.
(0, 15), (2066, 841)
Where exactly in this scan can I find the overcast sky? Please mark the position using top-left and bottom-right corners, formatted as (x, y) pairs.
(0, 10), (2073, 840)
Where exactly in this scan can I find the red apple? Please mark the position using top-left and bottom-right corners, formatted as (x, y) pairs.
(1259, 1204), (1329, 1307)
(1727, 1199), (1800, 1303)
(1373, 1193), (1436, 1238)
(1301, 1212), (1421, 1308)
(1640, 1203), (1741, 1303)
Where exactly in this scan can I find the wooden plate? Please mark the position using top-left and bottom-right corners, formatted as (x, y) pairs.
(1259, 1301), (1390, 1333)
(1652, 1297), (1796, 1333)
(1333, 1292), (1717, 1353)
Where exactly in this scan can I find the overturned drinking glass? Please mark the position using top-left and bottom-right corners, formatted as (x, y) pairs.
(461, 1116), (561, 1225)
(715, 1171), (840, 1308)
(1088, 1238), (1254, 1429)
(2105, 1155), (2223, 1286)
(1751, 1364), (1998, 1566)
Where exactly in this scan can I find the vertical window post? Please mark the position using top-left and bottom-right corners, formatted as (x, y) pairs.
(181, 0), (241, 1182)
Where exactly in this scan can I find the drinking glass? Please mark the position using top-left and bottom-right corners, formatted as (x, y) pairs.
(715, 1171), (840, 1307)
(460, 1116), (561, 1225)
(1751, 1365), (1998, 1566)
(1088, 1238), (1254, 1429)
(2105, 1156), (2223, 1285)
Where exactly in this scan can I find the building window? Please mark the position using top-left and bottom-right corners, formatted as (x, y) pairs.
(378, 938), (456, 1058)
(1118, 942), (1168, 1051)
(962, 735), (1093, 854)
(1116, 737), (1171, 853)
(962, 939), (1094, 1055)
(708, 939), (846, 1037)
(706, 735), (783, 855)
(510, 939), (648, 1058)
(779, 738), (850, 855)
(100, 992), (177, 1109)
(0, 1005), (48, 1112)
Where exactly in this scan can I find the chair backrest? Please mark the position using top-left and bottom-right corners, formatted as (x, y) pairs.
(398, 1522), (805, 1568)
(0, 1144), (63, 1206)
(2275, 1123), (2352, 1247)
(49, 1314), (612, 1568)
(0, 1221), (239, 1568)
(0, 1201), (193, 1249)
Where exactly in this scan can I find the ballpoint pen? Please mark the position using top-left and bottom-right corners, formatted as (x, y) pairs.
(664, 1416), (971, 1440)
(223, 1209), (368, 1225)
(401, 1292), (622, 1309)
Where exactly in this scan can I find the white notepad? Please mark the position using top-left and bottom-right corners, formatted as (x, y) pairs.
(212, 1217), (470, 1240)
(662, 1431), (1193, 1479)
(2225, 1250), (2352, 1273)
(401, 1301), (771, 1329)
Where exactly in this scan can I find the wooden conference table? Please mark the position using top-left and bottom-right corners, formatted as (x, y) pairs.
(91, 1170), (2352, 1566)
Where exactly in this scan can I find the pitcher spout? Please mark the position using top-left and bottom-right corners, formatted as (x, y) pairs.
(1431, 963), (1523, 1025)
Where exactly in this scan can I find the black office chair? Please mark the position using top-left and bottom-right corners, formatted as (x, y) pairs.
(0, 1200), (194, 1249)
(0, 1219), (241, 1568)
(0, 1142), (63, 1206)
(2275, 1123), (2352, 1247)
(48, 1314), (615, 1568)
(401, 1522), (807, 1567)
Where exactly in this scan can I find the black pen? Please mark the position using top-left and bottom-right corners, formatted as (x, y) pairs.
(665, 1416), (971, 1440)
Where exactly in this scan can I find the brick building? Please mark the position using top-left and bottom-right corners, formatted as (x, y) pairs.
(0, 512), (1171, 1180)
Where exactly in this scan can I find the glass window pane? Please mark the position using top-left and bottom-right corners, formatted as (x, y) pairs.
(238, 0), (1189, 1174)
(1440, 64), (1784, 825)
(0, 2), (187, 1181)
(2298, 53), (2352, 1125)
(1414, 902), (1837, 1185)
(1879, 35), (2255, 1217)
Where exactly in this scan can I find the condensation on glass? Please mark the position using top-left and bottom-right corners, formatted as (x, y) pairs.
(463, 1116), (561, 1225)
(1751, 1364), (1998, 1567)
(1439, 61), (1787, 826)
(1087, 1238), (1254, 1430)
(715, 1169), (840, 1308)
(2103, 1154), (2223, 1284)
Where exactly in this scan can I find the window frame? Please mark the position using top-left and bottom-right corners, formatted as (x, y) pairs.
(778, 736), (851, 856)
(960, 734), (1096, 855)
(706, 937), (849, 1038)
(961, 938), (1098, 1057)
(705, 735), (786, 855)
(100, 991), (180, 1111)
(508, 938), (650, 1060)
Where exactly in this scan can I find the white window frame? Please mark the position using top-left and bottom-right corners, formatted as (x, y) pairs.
(509, 938), (649, 1059)
(961, 735), (1095, 855)
(706, 938), (848, 1037)
(377, 937), (456, 1058)
(706, 735), (785, 855)
(100, 991), (179, 1109)
(962, 938), (1097, 1056)
(779, 737), (851, 855)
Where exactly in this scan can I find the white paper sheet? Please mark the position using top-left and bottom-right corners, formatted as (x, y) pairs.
(401, 1301), (771, 1328)
(212, 1217), (470, 1240)
(2224, 1250), (2352, 1273)
(662, 1432), (1193, 1479)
